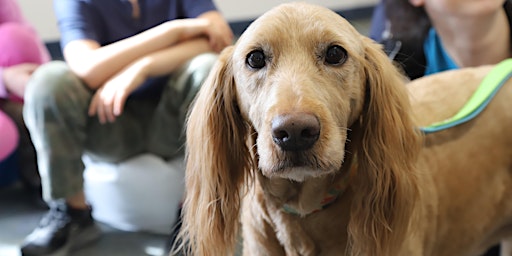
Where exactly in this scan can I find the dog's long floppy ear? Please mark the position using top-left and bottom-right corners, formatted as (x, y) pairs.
(348, 37), (422, 256)
(176, 46), (252, 256)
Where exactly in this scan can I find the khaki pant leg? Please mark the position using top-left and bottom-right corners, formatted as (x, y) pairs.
(147, 53), (218, 158)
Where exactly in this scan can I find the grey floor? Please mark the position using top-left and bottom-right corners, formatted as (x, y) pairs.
(0, 183), (171, 256)
(0, 16), (373, 256)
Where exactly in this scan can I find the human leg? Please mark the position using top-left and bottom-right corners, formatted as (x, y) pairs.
(21, 60), (164, 256)
(0, 109), (19, 187)
(147, 52), (218, 158)
(20, 61), (101, 256)
(149, 53), (218, 253)
(23, 61), (153, 200)
(0, 109), (18, 162)
(1, 100), (41, 197)
(23, 61), (94, 202)
(0, 21), (49, 199)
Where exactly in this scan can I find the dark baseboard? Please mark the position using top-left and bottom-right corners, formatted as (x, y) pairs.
(45, 5), (375, 60)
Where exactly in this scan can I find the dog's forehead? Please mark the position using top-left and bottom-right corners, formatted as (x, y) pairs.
(234, 3), (363, 56)
(256, 3), (350, 28)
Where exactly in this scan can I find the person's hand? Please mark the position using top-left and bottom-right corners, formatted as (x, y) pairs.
(198, 11), (234, 53)
(88, 61), (148, 124)
(170, 16), (232, 52)
(2, 63), (40, 98)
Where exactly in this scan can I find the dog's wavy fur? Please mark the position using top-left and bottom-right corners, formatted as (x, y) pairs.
(176, 3), (512, 256)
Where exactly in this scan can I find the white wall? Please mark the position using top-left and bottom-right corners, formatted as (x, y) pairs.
(216, 0), (377, 21)
(17, 0), (377, 42)
(18, 0), (57, 41)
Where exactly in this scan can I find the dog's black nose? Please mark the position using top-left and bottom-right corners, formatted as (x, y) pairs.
(271, 113), (320, 151)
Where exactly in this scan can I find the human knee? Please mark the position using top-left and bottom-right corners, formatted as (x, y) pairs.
(188, 53), (219, 77)
(168, 53), (219, 105)
(25, 61), (83, 109)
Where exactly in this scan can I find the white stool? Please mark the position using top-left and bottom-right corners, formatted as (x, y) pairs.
(83, 154), (184, 234)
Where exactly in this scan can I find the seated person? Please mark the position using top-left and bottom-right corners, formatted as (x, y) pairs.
(370, 0), (511, 80)
(19, 0), (233, 255)
(0, 0), (50, 194)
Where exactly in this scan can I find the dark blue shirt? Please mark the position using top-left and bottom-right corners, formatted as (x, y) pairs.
(54, 0), (218, 98)
(55, 0), (217, 48)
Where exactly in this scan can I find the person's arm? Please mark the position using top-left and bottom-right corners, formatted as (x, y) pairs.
(0, 0), (49, 63)
(89, 37), (211, 123)
(0, 0), (25, 24)
(0, 0), (50, 99)
(133, 37), (211, 78)
(63, 18), (213, 89)
(1, 63), (39, 98)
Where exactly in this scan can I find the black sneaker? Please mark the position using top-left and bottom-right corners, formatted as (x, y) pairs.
(20, 201), (101, 256)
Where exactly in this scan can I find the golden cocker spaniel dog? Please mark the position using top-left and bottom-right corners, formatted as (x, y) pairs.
(177, 2), (512, 256)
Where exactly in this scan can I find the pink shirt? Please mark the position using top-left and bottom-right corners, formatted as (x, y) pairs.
(0, 0), (50, 161)
(0, 0), (50, 99)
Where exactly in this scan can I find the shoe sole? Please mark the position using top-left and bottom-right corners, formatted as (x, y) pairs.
(23, 224), (102, 256)
(70, 223), (102, 250)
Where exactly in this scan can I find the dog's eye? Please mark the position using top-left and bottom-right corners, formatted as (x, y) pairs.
(324, 45), (347, 66)
(246, 50), (266, 69)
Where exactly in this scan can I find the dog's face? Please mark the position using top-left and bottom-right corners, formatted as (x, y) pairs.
(230, 3), (368, 181)
(182, 4), (418, 255)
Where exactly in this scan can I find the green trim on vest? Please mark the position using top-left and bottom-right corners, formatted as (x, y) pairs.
(421, 59), (512, 134)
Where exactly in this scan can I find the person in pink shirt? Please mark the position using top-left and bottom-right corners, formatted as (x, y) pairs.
(0, 0), (50, 192)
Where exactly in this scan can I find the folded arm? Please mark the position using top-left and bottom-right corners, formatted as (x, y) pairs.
(64, 18), (216, 89)
(89, 38), (211, 123)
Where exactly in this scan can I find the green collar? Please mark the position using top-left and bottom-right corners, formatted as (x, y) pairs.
(421, 59), (512, 134)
